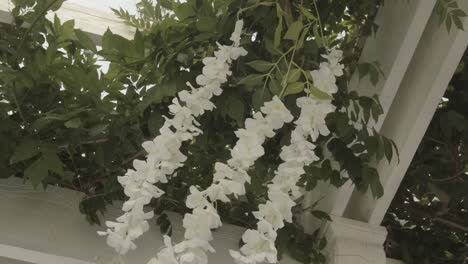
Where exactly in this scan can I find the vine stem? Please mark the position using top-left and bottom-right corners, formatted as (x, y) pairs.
(236, 1), (275, 19)
(261, 46), (295, 98)
(279, 46), (297, 98)
(313, 0), (329, 51)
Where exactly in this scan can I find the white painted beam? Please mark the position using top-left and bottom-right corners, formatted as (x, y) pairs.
(303, 0), (436, 231)
(0, 244), (93, 264)
(0, 178), (302, 264)
(0, 0), (135, 43)
(344, 0), (468, 225)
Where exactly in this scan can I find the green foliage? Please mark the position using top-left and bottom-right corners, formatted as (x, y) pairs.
(384, 50), (468, 264)
(0, 0), (396, 262)
(435, 0), (467, 31)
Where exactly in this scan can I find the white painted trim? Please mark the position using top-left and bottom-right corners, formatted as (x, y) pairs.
(345, 0), (468, 225)
(0, 244), (94, 264)
(0, 178), (303, 264)
(0, 1), (13, 24)
(0, 0), (135, 43)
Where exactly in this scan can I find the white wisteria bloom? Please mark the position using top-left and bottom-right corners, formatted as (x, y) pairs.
(101, 20), (248, 255)
(149, 96), (292, 264)
(310, 48), (343, 95)
(231, 48), (343, 264)
(310, 65), (337, 95)
(296, 97), (336, 141)
(321, 48), (344, 76)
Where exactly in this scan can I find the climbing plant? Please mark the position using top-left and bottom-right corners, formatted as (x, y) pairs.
(4, 0), (463, 263)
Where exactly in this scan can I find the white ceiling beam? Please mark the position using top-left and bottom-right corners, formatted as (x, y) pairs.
(0, 1), (135, 44)
(303, 0), (436, 231)
(344, 0), (468, 225)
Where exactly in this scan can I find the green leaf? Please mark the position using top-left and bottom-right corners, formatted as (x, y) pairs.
(358, 63), (371, 80)
(274, 6), (283, 48)
(238, 74), (264, 91)
(148, 112), (164, 136)
(156, 213), (172, 236)
(196, 17), (217, 32)
(24, 157), (49, 188)
(452, 15), (464, 30)
(60, 19), (75, 39)
(226, 96), (245, 126)
(369, 65), (379, 85)
(383, 137), (393, 162)
(446, 16), (452, 32)
(287, 69), (301, 83)
(246, 60), (274, 73)
(318, 237), (327, 250)
(65, 118), (81, 128)
(284, 82), (305, 96)
(174, 3), (195, 20)
(43, 151), (64, 176)
(351, 144), (366, 153)
(252, 89), (272, 111)
(284, 20), (303, 41)
(363, 167), (383, 198)
(309, 85), (333, 100)
(299, 6), (315, 21)
(88, 124), (109, 137)
(75, 29), (97, 52)
(311, 210), (332, 221)
(268, 78), (282, 95)
(10, 139), (41, 164)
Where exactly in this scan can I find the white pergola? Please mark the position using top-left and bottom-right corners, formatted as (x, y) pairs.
(0, 1), (467, 264)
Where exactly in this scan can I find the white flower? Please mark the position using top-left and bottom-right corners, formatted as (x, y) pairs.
(186, 186), (207, 209)
(296, 97), (335, 141)
(239, 229), (277, 263)
(215, 44), (248, 62)
(230, 20), (244, 46)
(203, 57), (231, 81)
(98, 226), (136, 255)
(183, 209), (213, 241)
(260, 96), (294, 129)
(205, 184), (230, 203)
(310, 64), (338, 95)
(267, 189), (295, 223)
(148, 236), (179, 264)
(179, 248), (208, 264)
(218, 178), (246, 197)
(322, 48), (344, 77)
(101, 19), (248, 256)
(174, 239), (215, 254)
(253, 202), (284, 229)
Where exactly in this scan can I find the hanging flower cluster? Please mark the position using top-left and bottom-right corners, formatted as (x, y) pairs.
(230, 50), (343, 264)
(147, 96), (294, 264)
(98, 20), (248, 255)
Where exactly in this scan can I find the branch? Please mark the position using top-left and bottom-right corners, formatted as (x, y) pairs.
(122, 149), (146, 165)
(58, 138), (109, 149)
(431, 170), (465, 182)
(434, 217), (468, 232)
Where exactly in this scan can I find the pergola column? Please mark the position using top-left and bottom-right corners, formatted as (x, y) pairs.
(303, 0), (436, 231)
(344, 0), (468, 225)
(323, 216), (388, 264)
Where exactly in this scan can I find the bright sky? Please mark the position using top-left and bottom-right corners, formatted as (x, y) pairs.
(68, 0), (139, 14)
